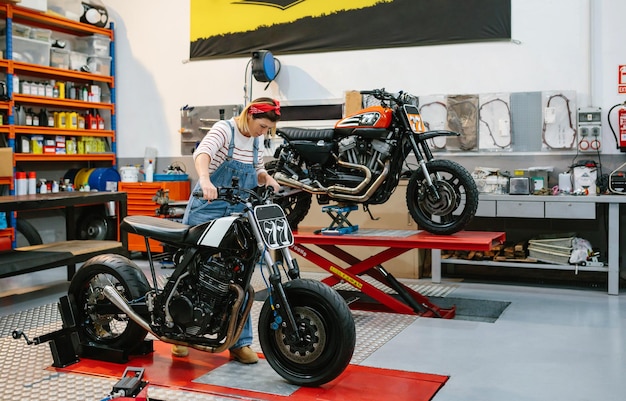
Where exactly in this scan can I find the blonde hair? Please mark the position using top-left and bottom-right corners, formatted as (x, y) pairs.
(235, 97), (280, 134)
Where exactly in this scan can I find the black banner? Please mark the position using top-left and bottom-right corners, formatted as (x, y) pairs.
(190, 0), (511, 60)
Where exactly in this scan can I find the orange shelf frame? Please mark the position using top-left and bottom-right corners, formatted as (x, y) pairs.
(11, 62), (115, 86)
(1, 4), (113, 39)
(13, 94), (114, 111)
(14, 153), (116, 163)
(14, 127), (114, 137)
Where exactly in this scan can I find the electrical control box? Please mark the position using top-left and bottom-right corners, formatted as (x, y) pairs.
(577, 107), (602, 152)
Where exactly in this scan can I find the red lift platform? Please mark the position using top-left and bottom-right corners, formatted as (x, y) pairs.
(290, 229), (505, 319)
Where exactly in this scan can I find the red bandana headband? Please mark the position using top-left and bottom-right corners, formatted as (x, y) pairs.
(249, 100), (281, 116)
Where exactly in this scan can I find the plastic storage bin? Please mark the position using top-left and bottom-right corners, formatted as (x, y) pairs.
(50, 48), (70, 69)
(74, 34), (110, 57)
(70, 51), (88, 70)
(7, 23), (31, 38)
(87, 55), (111, 75)
(30, 28), (52, 42)
(0, 35), (50, 66)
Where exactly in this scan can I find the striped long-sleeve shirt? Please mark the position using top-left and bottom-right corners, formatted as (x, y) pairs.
(193, 119), (267, 176)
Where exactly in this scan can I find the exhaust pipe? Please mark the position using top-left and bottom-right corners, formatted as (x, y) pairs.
(102, 283), (251, 353)
(102, 285), (157, 336)
(275, 158), (372, 196)
(276, 160), (390, 203)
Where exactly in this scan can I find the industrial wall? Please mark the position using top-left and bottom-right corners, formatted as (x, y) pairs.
(102, 0), (626, 165)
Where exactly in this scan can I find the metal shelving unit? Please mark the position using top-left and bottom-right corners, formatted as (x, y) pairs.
(0, 3), (117, 247)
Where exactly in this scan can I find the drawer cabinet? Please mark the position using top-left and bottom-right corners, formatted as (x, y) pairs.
(119, 181), (190, 253)
(475, 200), (496, 217)
(496, 200), (543, 218)
(545, 201), (595, 219)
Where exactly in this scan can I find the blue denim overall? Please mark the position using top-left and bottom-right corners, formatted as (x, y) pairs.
(183, 121), (258, 349)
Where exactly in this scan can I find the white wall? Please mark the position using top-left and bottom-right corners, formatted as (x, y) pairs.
(102, 0), (626, 159)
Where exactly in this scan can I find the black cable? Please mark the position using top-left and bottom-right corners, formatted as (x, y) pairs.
(541, 94), (576, 150)
(606, 102), (625, 150)
(478, 98), (512, 149)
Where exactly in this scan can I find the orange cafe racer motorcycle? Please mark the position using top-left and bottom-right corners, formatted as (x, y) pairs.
(268, 88), (479, 235)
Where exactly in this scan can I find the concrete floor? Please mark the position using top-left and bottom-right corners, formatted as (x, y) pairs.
(1, 262), (625, 401)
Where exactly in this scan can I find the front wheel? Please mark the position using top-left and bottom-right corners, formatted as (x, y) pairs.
(68, 254), (151, 350)
(258, 279), (356, 387)
(406, 159), (478, 235)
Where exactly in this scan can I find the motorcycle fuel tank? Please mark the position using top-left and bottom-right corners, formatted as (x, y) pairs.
(335, 106), (393, 129)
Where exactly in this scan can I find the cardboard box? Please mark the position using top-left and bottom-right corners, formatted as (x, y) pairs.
(0, 147), (14, 177)
(344, 90), (362, 117)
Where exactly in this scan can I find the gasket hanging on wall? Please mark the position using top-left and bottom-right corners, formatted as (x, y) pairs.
(541, 91), (577, 150)
(418, 95), (448, 150)
(446, 94), (479, 151)
(478, 93), (512, 151)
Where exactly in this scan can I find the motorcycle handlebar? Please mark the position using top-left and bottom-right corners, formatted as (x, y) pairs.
(359, 89), (410, 106)
(192, 185), (275, 206)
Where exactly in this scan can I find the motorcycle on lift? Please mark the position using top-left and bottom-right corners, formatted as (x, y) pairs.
(268, 88), (479, 235)
(57, 181), (355, 387)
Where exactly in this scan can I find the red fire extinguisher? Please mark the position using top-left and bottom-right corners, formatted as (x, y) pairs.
(608, 102), (626, 152)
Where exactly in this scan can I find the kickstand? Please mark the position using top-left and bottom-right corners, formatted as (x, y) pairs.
(363, 205), (380, 221)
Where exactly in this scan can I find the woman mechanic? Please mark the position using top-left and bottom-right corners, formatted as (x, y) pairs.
(172, 97), (281, 363)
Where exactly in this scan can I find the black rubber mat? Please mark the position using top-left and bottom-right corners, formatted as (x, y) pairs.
(333, 290), (510, 323)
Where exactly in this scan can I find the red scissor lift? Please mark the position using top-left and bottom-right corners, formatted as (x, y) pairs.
(290, 229), (506, 319)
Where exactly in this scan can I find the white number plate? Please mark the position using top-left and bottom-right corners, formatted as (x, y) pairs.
(253, 204), (294, 250)
(403, 104), (426, 134)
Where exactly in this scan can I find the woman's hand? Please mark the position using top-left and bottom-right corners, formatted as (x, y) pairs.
(198, 175), (218, 200)
(259, 172), (280, 193)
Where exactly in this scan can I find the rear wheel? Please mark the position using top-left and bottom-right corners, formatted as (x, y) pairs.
(68, 254), (151, 350)
(266, 160), (312, 229)
(258, 279), (355, 386)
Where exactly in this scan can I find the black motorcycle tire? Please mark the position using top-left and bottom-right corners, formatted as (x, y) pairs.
(258, 278), (356, 387)
(265, 160), (312, 229)
(406, 159), (479, 235)
(68, 254), (151, 350)
(16, 218), (43, 246)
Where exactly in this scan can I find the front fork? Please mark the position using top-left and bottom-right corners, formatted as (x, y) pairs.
(408, 133), (441, 202)
(246, 208), (302, 342)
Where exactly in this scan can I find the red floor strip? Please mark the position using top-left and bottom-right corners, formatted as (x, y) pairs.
(55, 341), (448, 401)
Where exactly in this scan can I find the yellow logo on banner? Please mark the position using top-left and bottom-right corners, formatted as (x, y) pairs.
(190, 0), (392, 41)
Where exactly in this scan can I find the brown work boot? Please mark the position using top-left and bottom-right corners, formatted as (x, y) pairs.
(229, 346), (259, 364)
(171, 344), (189, 357)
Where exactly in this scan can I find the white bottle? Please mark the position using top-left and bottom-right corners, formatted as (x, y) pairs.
(27, 172), (37, 195)
(39, 179), (48, 194)
(12, 74), (19, 94)
(145, 160), (154, 182)
(15, 172), (27, 195)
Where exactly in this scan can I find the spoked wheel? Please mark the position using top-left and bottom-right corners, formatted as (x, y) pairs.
(406, 159), (478, 235)
(265, 160), (312, 229)
(68, 254), (151, 350)
(258, 279), (356, 387)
